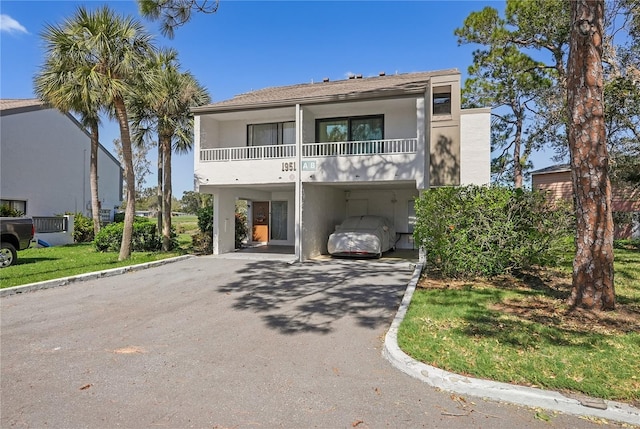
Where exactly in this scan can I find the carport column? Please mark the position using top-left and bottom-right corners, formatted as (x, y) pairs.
(295, 103), (303, 262)
(417, 91), (429, 264)
(212, 191), (221, 255)
(416, 92), (429, 189)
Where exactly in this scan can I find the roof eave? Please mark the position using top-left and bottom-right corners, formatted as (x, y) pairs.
(191, 87), (429, 115)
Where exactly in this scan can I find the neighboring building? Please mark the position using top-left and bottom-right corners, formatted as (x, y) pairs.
(531, 163), (640, 238)
(193, 70), (491, 261)
(0, 99), (123, 220)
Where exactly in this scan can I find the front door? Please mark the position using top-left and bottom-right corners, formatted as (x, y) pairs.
(252, 201), (269, 242)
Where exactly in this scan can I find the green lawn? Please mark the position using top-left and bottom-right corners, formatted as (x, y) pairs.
(398, 244), (640, 405)
(0, 216), (201, 289)
(0, 243), (185, 289)
(173, 215), (199, 251)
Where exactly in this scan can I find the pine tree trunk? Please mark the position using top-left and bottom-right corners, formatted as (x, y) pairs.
(513, 113), (523, 189)
(89, 122), (101, 237)
(566, 0), (615, 310)
(114, 96), (136, 261)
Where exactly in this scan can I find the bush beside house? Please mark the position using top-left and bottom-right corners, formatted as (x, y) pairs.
(414, 185), (574, 278)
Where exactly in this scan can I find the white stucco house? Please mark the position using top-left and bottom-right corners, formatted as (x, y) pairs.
(0, 99), (123, 221)
(193, 69), (491, 261)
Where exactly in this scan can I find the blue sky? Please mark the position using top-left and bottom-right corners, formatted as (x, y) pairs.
(1, 0), (552, 197)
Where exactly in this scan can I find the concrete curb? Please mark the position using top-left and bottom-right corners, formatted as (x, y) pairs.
(0, 255), (195, 298)
(383, 263), (640, 426)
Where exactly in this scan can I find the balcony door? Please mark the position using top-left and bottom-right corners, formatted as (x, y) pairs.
(252, 201), (269, 242)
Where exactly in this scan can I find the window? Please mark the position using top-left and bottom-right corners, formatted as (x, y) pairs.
(247, 121), (295, 146)
(316, 115), (384, 142)
(433, 87), (452, 115)
(1, 199), (26, 215)
(270, 201), (288, 240)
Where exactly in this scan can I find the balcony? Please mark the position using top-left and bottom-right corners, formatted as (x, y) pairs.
(196, 138), (420, 186)
(199, 138), (418, 162)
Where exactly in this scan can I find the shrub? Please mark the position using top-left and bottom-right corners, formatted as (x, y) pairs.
(197, 205), (213, 235)
(235, 212), (248, 249)
(1, 205), (24, 217)
(94, 218), (161, 252)
(192, 205), (213, 254)
(70, 212), (94, 243)
(413, 185), (574, 278)
(191, 231), (212, 254)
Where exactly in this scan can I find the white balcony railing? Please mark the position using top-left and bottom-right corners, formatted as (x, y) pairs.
(200, 144), (296, 162)
(199, 138), (417, 162)
(302, 138), (417, 157)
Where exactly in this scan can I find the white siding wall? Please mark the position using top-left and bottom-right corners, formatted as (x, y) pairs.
(0, 108), (122, 216)
(98, 146), (123, 212)
(342, 189), (418, 249)
(218, 120), (247, 148)
(460, 108), (491, 185)
(301, 184), (344, 259)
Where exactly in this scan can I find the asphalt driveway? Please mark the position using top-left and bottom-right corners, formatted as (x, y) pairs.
(0, 256), (615, 428)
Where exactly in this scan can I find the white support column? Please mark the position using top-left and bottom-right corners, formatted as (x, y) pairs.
(193, 115), (201, 192)
(295, 103), (303, 262)
(416, 95), (428, 190)
(212, 190), (220, 255)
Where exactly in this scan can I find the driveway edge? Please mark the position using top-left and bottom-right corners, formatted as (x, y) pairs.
(0, 255), (195, 298)
(382, 263), (640, 426)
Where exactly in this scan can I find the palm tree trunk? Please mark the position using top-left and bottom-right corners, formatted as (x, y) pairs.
(114, 96), (136, 261)
(161, 133), (172, 251)
(89, 122), (101, 236)
(157, 139), (163, 239)
(567, 0), (615, 310)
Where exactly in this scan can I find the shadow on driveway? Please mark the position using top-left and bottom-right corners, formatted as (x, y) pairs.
(219, 259), (410, 335)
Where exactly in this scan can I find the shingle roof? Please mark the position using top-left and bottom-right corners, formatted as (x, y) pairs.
(0, 98), (45, 115)
(192, 69), (459, 114)
(530, 164), (571, 175)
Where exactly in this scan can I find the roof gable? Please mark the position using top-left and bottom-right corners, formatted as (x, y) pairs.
(0, 99), (45, 116)
(0, 98), (121, 169)
(530, 164), (571, 175)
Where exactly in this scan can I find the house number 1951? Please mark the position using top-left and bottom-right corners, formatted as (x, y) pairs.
(281, 162), (296, 172)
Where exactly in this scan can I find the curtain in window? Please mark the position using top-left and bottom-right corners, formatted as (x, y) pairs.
(250, 123), (278, 146)
(270, 201), (288, 240)
(282, 122), (296, 145)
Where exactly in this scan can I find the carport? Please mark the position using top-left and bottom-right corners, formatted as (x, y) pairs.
(300, 181), (419, 260)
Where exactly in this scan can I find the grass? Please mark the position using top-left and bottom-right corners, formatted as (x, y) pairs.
(0, 243), (185, 288)
(398, 242), (640, 406)
(0, 216), (199, 289)
(173, 215), (199, 250)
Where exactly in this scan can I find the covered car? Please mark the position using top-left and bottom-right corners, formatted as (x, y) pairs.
(327, 215), (396, 257)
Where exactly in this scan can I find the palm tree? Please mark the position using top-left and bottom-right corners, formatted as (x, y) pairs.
(34, 30), (104, 237)
(129, 49), (210, 250)
(37, 6), (155, 260)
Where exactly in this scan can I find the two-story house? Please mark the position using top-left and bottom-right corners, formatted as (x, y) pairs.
(532, 163), (640, 239)
(193, 69), (491, 261)
(0, 99), (123, 221)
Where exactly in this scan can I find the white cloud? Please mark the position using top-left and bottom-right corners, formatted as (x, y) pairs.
(0, 14), (28, 35)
